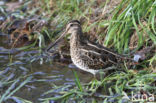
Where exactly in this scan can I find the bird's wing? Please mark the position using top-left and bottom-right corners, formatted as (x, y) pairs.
(86, 40), (125, 58)
(78, 49), (109, 69)
(79, 41), (117, 69)
(84, 40), (132, 61)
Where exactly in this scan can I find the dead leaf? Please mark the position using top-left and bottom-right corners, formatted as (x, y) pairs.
(6, 2), (21, 12)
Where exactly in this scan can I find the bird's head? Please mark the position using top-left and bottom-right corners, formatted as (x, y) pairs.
(65, 20), (81, 34)
(46, 20), (81, 51)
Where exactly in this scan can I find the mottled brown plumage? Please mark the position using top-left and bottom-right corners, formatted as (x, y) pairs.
(47, 20), (132, 76)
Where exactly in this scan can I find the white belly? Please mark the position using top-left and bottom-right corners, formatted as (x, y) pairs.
(70, 40), (99, 75)
(71, 56), (99, 75)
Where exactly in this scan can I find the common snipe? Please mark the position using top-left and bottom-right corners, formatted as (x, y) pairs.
(47, 20), (133, 76)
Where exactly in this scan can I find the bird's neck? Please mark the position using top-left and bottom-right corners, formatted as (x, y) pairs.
(70, 30), (83, 48)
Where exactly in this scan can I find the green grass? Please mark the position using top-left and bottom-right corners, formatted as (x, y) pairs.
(0, 0), (155, 102)
(0, 75), (32, 103)
(38, 0), (155, 102)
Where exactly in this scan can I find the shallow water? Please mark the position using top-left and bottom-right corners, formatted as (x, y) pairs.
(0, 33), (92, 103)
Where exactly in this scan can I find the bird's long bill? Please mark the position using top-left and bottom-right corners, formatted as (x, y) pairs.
(46, 31), (67, 51)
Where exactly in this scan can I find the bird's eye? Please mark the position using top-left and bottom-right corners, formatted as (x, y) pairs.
(70, 24), (74, 27)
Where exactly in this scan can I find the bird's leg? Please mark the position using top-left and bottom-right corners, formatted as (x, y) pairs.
(92, 72), (104, 81)
(99, 70), (106, 80)
(96, 66), (117, 80)
(91, 74), (97, 80)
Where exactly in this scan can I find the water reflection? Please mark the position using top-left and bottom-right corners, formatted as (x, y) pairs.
(0, 33), (92, 102)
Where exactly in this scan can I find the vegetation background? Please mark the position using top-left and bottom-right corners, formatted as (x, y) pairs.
(0, 0), (155, 102)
